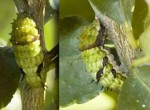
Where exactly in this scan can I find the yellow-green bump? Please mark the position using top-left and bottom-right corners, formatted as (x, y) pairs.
(79, 20), (126, 91)
(11, 14), (44, 88)
(79, 20), (100, 50)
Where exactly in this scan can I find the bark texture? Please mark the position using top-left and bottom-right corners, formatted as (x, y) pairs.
(98, 14), (135, 71)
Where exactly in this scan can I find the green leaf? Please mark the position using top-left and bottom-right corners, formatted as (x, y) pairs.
(117, 66), (150, 110)
(59, 16), (88, 59)
(49, 0), (59, 11)
(132, 0), (148, 39)
(59, 17), (102, 106)
(119, 0), (135, 26)
(89, 0), (134, 25)
(0, 47), (21, 109)
(44, 16), (58, 51)
(89, 0), (138, 49)
(89, 0), (125, 24)
(60, 0), (95, 22)
(0, 0), (16, 41)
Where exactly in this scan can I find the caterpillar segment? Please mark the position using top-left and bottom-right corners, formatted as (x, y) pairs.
(79, 20), (126, 91)
(10, 14), (44, 88)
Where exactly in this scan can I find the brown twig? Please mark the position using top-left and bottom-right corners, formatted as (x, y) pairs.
(12, 0), (54, 110)
(96, 13), (135, 71)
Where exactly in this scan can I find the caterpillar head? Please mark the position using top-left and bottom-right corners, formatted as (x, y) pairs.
(79, 20), (100, 50)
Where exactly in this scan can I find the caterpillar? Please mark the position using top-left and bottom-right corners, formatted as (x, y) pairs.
(79, 20), (126, 91)
(10, 14), (44, 88)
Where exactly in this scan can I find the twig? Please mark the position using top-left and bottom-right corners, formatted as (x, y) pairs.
(13, 0), (49, 110)
(97, 13), (135, 71)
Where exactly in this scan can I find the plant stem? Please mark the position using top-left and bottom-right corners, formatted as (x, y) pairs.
(97, 13), (135, 71)
(13, 0), (47, 110)
(20, 88), (44, 110)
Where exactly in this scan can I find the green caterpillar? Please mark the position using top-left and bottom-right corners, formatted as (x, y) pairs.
(10, 14), (44, 88)
(79, 20), (126, 91)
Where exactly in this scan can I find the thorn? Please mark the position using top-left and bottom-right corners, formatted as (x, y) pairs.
(103, 56), (108, 67)
(90, 79), (94, 84)
(96, 68), (103, 83)
(41, 82), (48, 90)
(36, 63), (43, 75)
(111, 69), (117, 78)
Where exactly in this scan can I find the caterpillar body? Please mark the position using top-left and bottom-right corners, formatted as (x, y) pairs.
(10, 14), (44, 88)
(79, 20), (126, 91)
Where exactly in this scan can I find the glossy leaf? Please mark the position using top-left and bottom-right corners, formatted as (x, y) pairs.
(59, 17), (102, 106)
(89, 0), (134, 25)
(117, 66), (150, 110)
(59, 16), (88, 58)
(119, 0), (135, 26)
(132, 0), (148, 39)
(0, 47), (21, 109)
(89, 0), (125, 24)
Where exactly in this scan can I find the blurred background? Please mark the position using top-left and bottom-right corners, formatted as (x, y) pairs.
(60, 92), (117, 110)
(0, 0), (58, 110)
(0, 0), (117, 110)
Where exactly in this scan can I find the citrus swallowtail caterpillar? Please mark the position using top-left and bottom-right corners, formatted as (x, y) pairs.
(10, 14), (44, 88)
(79, 20), (126, 91)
